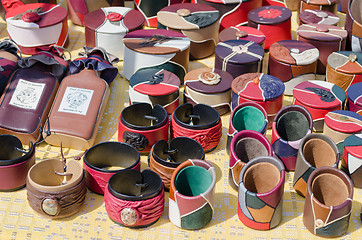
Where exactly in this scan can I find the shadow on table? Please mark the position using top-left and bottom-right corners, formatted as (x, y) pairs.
(206, 192), (238, 229)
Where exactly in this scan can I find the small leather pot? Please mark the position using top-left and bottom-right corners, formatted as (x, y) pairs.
(342, 134), (362, 188)
(104, 169), (164, 228)
(303, 167), (353, 237)
(238, 156), (285, 230)
(83, 142), (140, 194)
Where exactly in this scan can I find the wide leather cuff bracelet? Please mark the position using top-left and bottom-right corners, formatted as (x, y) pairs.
(149, 137), (205, 190)
(118, 103), (169, 153)
(26, 158), (86, 218)
(0, 134), (35, 191)
(83, 142), (140, 195)
(104, 169), (164, 228)
(171, 103), (222, 152)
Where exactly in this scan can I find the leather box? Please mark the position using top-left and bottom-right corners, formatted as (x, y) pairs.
(299, 9), (339, 26)
(298, 0), (338, 15)
(84, 7), (144, 61)
(0, 0), (56, 20)
(157, 3), (219, 60)
(343, 134), (362, 188)
(347, 82), (362, 116)
(269, 40), (319, 95)
(345, 0), (362, 52)
(0, 39), (20, 95)
(338, 0), (349, 13)
(262, 0), (297, 10)
(219, 26), (266, 48)
(5, 3), (68, 55)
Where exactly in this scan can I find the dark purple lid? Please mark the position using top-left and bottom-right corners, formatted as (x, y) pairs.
(299, 9), (339, 25)
(248, 6), (292, 25)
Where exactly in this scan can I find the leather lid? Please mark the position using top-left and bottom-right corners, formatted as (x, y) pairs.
(270, 40), (319, 65)
(248, 6), (292, 25)
(123, 29), (190, 55)
(327, 51), (362, 74)
(297, 24), (347, 42)
(219, 26), (266, 44)
(232, 73), (285, 101)
(157, 3), (219, 30)
(129, 69), (180, 96)
(347, 82), (362, 106)
(344, 134), (362, 158)
(324, 110), (362, 133)
(302, 0), (338, 5)
(84, 7), (144, 34)
(293, 80), (346, 109)
(184, 68), (233, 94)
(299, 10), (339, 25)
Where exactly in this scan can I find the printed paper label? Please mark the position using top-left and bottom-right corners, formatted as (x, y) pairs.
(9, 79), (45, 110)
(58, 87), (94, 115)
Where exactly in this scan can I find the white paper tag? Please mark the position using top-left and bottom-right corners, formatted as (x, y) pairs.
(58, 87), (94, 115)
(9, 79), (45, 110)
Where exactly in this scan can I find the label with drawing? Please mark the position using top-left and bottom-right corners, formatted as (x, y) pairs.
(9, 79), (45, 110)
(58, 87), (94, 115)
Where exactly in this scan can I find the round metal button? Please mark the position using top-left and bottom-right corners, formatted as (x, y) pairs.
(236, 31), (248, 38)
(316, 25), (329, 32)
(316, 11), (328, 18)
(177, 9), (191, 17)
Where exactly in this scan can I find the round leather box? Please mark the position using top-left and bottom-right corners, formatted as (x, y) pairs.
(214, 39), (264, 78)
(232, 73), (285, 128)
(269, 40), (319, 95)
(67, 0), (124, 26)
(345, 0), (362, 52)
(184, 68), (233, 115)
(219, 26), (266, 48)
(343, 134), (362, 188)
(123, 29), (190, 82)
(129, 69), (180, 115)
(347, 82), (362, 116)
(248, 5), (292, 50)
(157, 3), (219, 60)
(298, 0), (338, 14)
(296, 24), (347, 74)
(338, 0), (349, 13)
(134, 0), (187, 28)
(293, 80), (347, 132)
(326, 51), (362, 91)
(5, 3), (68, 55)
(299, 9), (339, 26)
(84, 7), (144, 61)
(0, 0), (56, 19)
(190, 0), (263, 32)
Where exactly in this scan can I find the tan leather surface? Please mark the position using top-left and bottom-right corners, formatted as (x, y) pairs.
(291, 62), (317, 77)
(243, 162), (280, 193)
(149, 153), (175, 190)
(302, 138), (336, 168)
(326, 64), (354, 91)
(0, 51), (17, 62)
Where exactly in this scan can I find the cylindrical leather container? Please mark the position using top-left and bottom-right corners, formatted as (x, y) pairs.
(248, 5), (292, 50)
(190, 0), (263, 32)
(123, 29), (190, 82)
(226, 101), (268, 155)
(184, 68), (233, 115)
(326, 51), (362, 91)
(293, 133), (340, 197)
(104, 169), (164, 228)
(232, 73), (285, 128)
(298, 0), (338, 14)
(345, 0), (362, 52)
(0, 0), (56, 20)
(66, 0), (124, 26)
(83, 142), (141, 195)
(134, 0), (186, 27)
(293, 80), (347, 132)
(26, 158), (86, 218)
(303, 167), (353, 237)
(238, 156), (285, 230)
(0, 39), (20, 96)
(149, 137), (205, 190)
(169, 159), (216, 229)
(347, 82), (362, 115)
(229, 130), (272, 190)
(129, 69), (180, 115)
(84, 7), (144, 61)
(5, 3), (68, 55)
(296, 24), (347, 74)
(157, 3), (219, 60)
(219, 26), (266, 48)
(118, 103), (169, 153)
(271, 105), (313, 171)
(338, 0), (349, 13)
(343, 134), (362, 188)
(299, 9), (339, 26)
(214, 39), (264, 78)
(0, 135), (35, 191)
(269, 40), (319, 95)
(171, 103), (222, 152)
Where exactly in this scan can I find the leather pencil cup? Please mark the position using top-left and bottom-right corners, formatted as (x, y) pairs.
(271, 105), (313, 171)
(26, 158), (86, 218)
(227, 101), (268, 155)
(0, 135), (35, 191)
(303, 167), (353, 237)
(118, 103), (169, 153)
(238, 156), (285, 230)
(104, 169), (164, 228)
(293, 133), (340, 197)
(229, 130), (272, 190)
(169, 159), (216, 230)
(83, 142), (140, 195)
(149, 137), (205, 190)
(343, 134), (362, 188)
(171, 103), (222, 152)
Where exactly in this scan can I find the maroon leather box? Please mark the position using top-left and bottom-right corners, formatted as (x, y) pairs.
(299, 10), (339, 26)
(219, 26), (266, 48)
